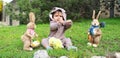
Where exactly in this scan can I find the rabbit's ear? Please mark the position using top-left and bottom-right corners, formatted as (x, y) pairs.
(96, 11), (101, 19)
(92, 10), (95, 19)
(29, 12), (35, 23)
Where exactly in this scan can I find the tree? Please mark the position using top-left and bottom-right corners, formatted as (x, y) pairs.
(0, 0), (2, 12)
(110, 0), (115, 18)
(0, 0), (3, 21)
(5, 0), (101, 24)
(6, 0), (42, 24)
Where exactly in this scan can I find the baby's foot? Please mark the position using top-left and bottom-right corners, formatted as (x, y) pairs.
(67, 46), (77, 51)
(46, 46), (53, 50)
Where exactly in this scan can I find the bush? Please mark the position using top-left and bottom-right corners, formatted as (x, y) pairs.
(5, 0), (100, 24)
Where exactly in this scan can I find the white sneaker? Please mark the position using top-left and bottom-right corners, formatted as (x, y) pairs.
(29, 48), (33, 51)
(87, 42), (92, 46)
(67, 46), (77, 51)
(93, 44), (98, 47)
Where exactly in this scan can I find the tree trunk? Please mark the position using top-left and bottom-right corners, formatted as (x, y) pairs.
(110, 0), (115, 18)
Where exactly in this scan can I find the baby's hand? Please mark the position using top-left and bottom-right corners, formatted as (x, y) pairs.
(58, 18), (64, 24)
(59, 21), (64, 24)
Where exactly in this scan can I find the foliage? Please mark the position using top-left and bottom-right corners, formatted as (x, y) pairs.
(5, 0), (42, 24)
(40, 0), (100, 20)
(0, 0), (2, 12)
(5, 0), (101, 24)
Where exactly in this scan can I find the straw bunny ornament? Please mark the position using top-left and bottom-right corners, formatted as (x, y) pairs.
(87, 10), (102, 47)
(21, 12), (39, 51)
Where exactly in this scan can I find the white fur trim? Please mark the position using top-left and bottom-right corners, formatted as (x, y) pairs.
(49, 7), (66, 21)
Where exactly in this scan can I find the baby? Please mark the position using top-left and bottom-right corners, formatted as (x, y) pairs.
(41, 7), (77, 51)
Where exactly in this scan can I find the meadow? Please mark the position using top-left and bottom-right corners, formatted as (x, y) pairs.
(0, 18), (120, 58)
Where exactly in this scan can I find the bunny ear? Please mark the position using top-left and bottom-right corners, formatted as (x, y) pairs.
(92, 10), (95, 19)
(96, 11), (101, 19)
(29, 12), (35, 23)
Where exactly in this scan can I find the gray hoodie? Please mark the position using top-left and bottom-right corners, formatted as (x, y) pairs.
(48, 7), (72, 40)
(41, 7), (73, 48)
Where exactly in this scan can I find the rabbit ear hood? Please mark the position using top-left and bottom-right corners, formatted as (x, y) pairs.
(49, 7), (66, 21)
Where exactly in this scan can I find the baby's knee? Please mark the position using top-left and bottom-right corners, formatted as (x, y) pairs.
(41, 38), (48, 44)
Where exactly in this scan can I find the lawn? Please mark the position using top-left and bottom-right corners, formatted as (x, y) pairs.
(0, 18), (120, 58)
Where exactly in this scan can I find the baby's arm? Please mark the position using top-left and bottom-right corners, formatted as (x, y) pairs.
(63, 20), (72, 29)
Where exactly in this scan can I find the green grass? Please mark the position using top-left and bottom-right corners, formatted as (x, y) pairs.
(0, 18), (120, 58)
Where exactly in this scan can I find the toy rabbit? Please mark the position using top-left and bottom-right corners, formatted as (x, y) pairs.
(21, 12), (39, 51)
(87, 10), (102, 47)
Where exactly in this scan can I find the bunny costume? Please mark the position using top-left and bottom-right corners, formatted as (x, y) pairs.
(41, 7), (77, 50)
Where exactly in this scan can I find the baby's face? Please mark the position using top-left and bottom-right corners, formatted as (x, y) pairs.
(53, 11), (63, 21)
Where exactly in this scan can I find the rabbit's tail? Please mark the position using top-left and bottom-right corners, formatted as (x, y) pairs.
(100, 22), (105, 28)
